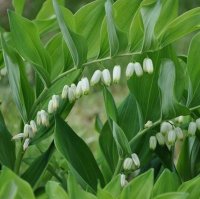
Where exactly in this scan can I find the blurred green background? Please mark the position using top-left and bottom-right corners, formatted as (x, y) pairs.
(0, 0), (200, 148)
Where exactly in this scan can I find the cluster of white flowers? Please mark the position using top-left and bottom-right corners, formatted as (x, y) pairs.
(0, 67), (7, 80)
(149, 116), (200, 151)
(120, 153), (140, 187)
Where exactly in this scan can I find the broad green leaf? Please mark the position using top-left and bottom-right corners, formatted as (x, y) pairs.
(52, 0), (87, 67)
(1, 35), (34, 122)
(103, 86), (118, 122)
(158, 59), (189, 119)
(113, 121), (132, 157)
(0, 111), (15, 169)
(95, 114), (103, 134)
(97, 189), (114, 199)
(8, 11), (51, 86)
(153, 192), (188, 199)
(186, 32), (200, 108)
(75, 1), (105, 59)
(152, 169), (181, 197)
(120, 169), (154, 199)
(54, 116), (104, 192)
(0, 181), (18, 199)
(46, 181), (69, 199)
(0, 167), (35, 199)
(21, 142), (54, 188)
(12, 0), (25, 15)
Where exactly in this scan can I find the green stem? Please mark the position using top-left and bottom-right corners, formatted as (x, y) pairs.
(113, 157), (123, 176)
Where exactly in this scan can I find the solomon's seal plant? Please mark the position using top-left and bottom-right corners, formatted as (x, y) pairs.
(1, 0), (200, 198)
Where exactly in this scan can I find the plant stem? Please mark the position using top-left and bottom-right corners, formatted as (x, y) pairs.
(113, 157), (123, 176)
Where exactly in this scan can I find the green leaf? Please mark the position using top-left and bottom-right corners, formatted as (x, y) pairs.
(1, 35), (34, 122)
(54, 116), (104, 192)
(120, 169), (154, 199)
(152, 169), (181, 197)
(0, 181), (18, 199)
(113, 121), (132, 157)
(153, 192), (188, 199)
(75, 1), (105, 59)
(8, 11), (51, 87)
(52, 0), (87, 67)
(21, 142), (54, 188)
(0, 167), (35, 199)
(12, 0), (25, 15)
(103, 86), (118, 122)
(158, 59), (189, 119)
(95, 114), (103, 134)
(46, 181), (69, 199)
(0, 111), (15, 169)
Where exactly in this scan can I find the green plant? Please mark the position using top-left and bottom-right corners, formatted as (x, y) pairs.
(1, 0), (200, 198)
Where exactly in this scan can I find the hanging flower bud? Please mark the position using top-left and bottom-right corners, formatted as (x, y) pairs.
(134, 62), (143, 77)
(24, 124), (31, 138)
(36, 111), (42, 125)
(167, 130), (176, 145)
(102, 69), (111, 86)
(156, 132), (165, 146)
(123, 157), (133, 171)
(90, 70), (102, 86)
(149, 136), (157, 150)
(143, 58), (154, 74)
(126, 63), (135, 79)
(113, 65), (121, 84)
(12, 133), (24, 140)
(175, 127), (184, 141)
(62, 85), (69, 99)
(120, 174), (128, 187)
(40, 110), (49, 127)
(81, 77), (90, 95)
(131, 153), (140, 169)
(188, 122), (197, 136)
(68, 87), (76, 103)
(52, 95), (60, 111)
(144, 120), (153, 128)
(160, 121), (173, 134)
(30, 120), (37, 134)
(175, 116), (184, 123)
(23, 138), (30, 151)
(48, 100), (54, 114)
(196, 118), (200, 130)
(76, 81), (83, 99)
(71, 84), (76, 90)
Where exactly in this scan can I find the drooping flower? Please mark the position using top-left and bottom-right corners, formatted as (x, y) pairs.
(175, 127), (184, 141)
(61, 85), (69, 99)
(156, 132), (165, 146)
(113, 65), (121, 84)
(188, 122), (197, 136)
(75, 81), (83, 99)
(68, 86), (76, 103)
(120, 174), (128, 187)
(160, 121), (173, 134)
(81, 77), (90, 95)
(23, 138), (30, 151)
(102, 69), (111, 86)
(143, 58), (154, 74)
(131, 153), (140, 169)
(126, 62), (135, 79)
(123, 157), (133, 171)
(48, 99), (54, 114)
(167, 130), (176, 145)
(30, 120), (37, 134)
(52, 95), (60, 111)
(90, 70), (102, 86)
(149, 136), (157, 150)
(134, 62), (143, 77)
(40, 110), (49, 127)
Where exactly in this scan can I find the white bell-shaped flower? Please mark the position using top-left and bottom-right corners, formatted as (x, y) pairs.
(123, 157), (133, 171)
(52, 95), (60, 111)
(134, 62), (143, 77)
(90, 70), (102, 86)
(149, 136), (157, 150)
(120, 174), (128, 187)
(113, 65), (121, 84)
(81, 77), (90, 95)
(196, 118), (200, 130)
(40, 110), (49, 127)
(36, 111), (42, 125)
(71, 84), (76, 90)
(167, 130), (176, 145)
(62, 85), (69, 99)
(102, 69), (111, 86)
(126, 62), (135, 79)
(156, 132), (165, 146)
(175, 127), (184, 141)
(23, 138), (30, 151)
(12, 133), (24, 140)
(68, 87), (76, 103)
(175, 116), (184, 123)
(30, 120), (37, 134)
(131, 153), (140, 169)
(48, 99), (54, 114)
(143, 58), (154, 74)
(160, 121), (173, 134)
(188, 122), (197, 136)
(24, 124), (31, 138)
(76, 81), (83, 99)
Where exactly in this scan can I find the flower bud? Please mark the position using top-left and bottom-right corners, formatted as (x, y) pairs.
(175, 116), (184, 123)
(188, 122), (197, 136)
(102, 69), (111, 86)
(23, 138), (30, 151)
(113, 65), (121, 84)
(175, 127), (184, 141)
(81, 77), (90, 95)
(36, 111), (42, 125)
(123, 158), (133, 171)
(131, 153), (140, 169)
(71, 83), (76, 91)
(167, 130), (176, 145)
(149, 136), (157, 150)
(160, 121), (172, 134)
(68, 87), (76, 103)
(126, 62), (135, 79)
(144, 120), (153, 128)
(120, 174), (128, 187)
(52, 95), (60, 111)
(143, 58), (153, 74)
(196, 118), (200, 130)
(90, 70), (102, 86)
(30, 120), (37, 134)
(48, 99), (54, 114)
(0, 67), (7, 76)
(12, 133), (24, 140)
(156, 132), (165, 146)
(75, 81), (83, 99)
(134, 62), (143, 77)
(40, 110), (49, 127)
(24, 124), (31, 138)
(62, 85), (69, 99)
